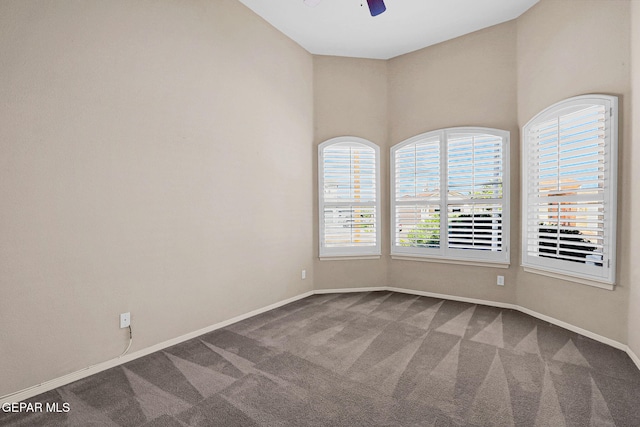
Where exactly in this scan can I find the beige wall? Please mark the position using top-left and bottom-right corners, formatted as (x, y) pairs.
(628, 0), (640, 358)
(318, 0), (633, 344)
(516, 0), (631, 343)
(0, 0), (314, 397)
(313, 56), (389, 289)
(387, 21), (519, 304)
(1, 0), (637, 400)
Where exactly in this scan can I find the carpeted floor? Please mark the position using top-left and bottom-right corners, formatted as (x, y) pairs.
(2, 291), (640, 426)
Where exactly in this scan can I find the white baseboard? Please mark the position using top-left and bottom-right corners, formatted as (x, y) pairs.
(329, 286), (639, 363)
(387, 286), (627, 351)
(0, 291), (314, 406)
(387, 286), (516, 310)
(2, 285), (636, 404)
(627, 346), (640, 371)
(516, 305), (626, 351)
(314, 286), (387, 294)
(321, 286), (628, 351)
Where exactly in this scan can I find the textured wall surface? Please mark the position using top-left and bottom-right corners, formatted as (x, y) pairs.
(313, 56), (389, 290)
(387, 22), (519, 304)
(1, 0), (636, 400)
(516, 0), (631, 343)
(0, 0), (314, 397)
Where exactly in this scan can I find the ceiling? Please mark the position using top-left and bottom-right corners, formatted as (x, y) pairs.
(237, 0), (539, 60)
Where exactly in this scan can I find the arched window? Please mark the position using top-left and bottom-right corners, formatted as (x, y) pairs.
(522, 94), (618, 288)
(391, 127), (510, 265)
(318, 137), (381, 259)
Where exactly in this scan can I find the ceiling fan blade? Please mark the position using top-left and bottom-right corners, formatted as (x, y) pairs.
(367, 0), (386, 16)
(304, 0), (323, 7)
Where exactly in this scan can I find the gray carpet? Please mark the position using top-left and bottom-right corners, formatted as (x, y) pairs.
(2, 291), (640, 426)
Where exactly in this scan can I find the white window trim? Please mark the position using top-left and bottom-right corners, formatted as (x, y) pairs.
(521, 94), (618, 288)
(320, 255), (381, 261)
(390, 127), (510, 265)
(523, 267), (614, 291)
(391, 255), (509, 269)
(318, 136), (381, 259)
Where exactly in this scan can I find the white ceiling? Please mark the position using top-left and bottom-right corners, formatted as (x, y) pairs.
(237, 0), (539, 60)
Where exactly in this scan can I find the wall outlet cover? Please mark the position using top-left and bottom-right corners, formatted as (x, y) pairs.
(120, 312), (131, 328)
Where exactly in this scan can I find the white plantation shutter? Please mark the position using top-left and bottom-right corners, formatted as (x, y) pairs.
(447, 204), (503, 251)
(319, 137), (380, 258)
(522, 95), (617, 287)
(394, 135), (441, 255)
(447, 132), (505, 256)
(391, 128), (510, 264)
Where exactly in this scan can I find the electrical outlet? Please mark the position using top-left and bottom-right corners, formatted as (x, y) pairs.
(120, 312), (131, 328)
(497, 275), (505, 286)
(302, 269), (306, 280)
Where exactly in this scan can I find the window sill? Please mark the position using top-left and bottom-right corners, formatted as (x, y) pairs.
(391, 255), (509, 269)
(522, 266), (615, 291)
(319, 255), (381, 261)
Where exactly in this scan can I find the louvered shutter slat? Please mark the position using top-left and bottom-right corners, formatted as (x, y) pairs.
(394, 137), (441, 204)
(394, 204), (441, 248)
(447, 134), (503, 199)
(522, 96), (617, 285)
(447, 204), (503, 251)
(319, 139), (380, 257)
(446, 133), (505, 253)
(393, 137), (441, 248)
(392, 128), (509, 263)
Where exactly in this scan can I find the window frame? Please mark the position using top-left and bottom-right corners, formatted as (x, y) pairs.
(521, 94), (618, 289)
(390, 127), (511, 266)
(318, 136), (381, 259)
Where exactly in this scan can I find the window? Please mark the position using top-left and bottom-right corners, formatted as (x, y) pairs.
(391, 127), (510, 265)
(522, 95), (618, 288)
(318, 137), (380, 259)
